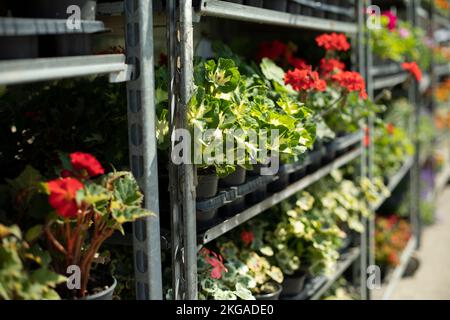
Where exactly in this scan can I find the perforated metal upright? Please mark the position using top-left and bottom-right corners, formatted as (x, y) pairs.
(167, 0), (198, 300)
(125, 0), (163, 300)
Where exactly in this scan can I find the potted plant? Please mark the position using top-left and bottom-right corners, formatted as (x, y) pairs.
(217, 223), (284, 300)
(31, 151), (153, 299)
(0, 224), (66, 300)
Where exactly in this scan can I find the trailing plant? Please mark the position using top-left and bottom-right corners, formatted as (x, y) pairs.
(0, 224), (65, 300)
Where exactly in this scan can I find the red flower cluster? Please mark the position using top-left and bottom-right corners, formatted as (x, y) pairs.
(240, 230), (254, 246)
(331, 71), (368, 99)
(402, 62), (422, 81)
(319, 58), (346, 78)
(201, 248), (228, 280)
(70, 152), (105, 177)
(47, 178), (84, 218)
(287, 56), (312, 70)
(315, 33), (350, 52)
(285, 68), (326, 92)
(256, 40), (288, 61)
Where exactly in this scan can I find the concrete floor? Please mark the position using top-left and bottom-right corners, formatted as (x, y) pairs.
(389, 187), (450, 300)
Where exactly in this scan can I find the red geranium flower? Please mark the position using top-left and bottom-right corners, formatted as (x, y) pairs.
(201, 248), (228, 279)
(382, 10), (397, 31)
(386, 123), (395, 135)
(402, 62), (422, 81)
(256, 40), (288, 61)
(319, 58), (346, 78)
(331, 71), (368, 99)
(285, 68), (327, 92)
(70, 152), (105, 177)
(287, 55), (312, 70)
(47, 178), (84, 218)
(240, 230), (254, 246)
(315, 33), (350, 51)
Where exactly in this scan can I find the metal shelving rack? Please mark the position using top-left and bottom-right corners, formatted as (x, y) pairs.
(166, 0), (369, 300)
(0, 0), (164, 300)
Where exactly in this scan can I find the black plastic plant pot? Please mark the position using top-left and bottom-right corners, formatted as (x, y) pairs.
(254, 283), (283, 300)
(246, 184), (267, 205)
(287, 1), (301, 14)
(0, 36), (38, 60)
(46, 34), (92, 57)
(267, 172), (289, 193)
(322, 142), (337, 164)
(24, 0), (97, 20)
(85, 276), (117, 300)
(263, 0), (287, 12)
(248, 163), (268, 176)
(307, 141), (324, 173)
(289, 166), (307, 182)
(196, 173), (219, 199)
(280, 272), (307, 297)
(196, 208), (219, 230)
(219, 197), (246, 219)
(219, 166), (246, 187)
(245, 0), (263, 7)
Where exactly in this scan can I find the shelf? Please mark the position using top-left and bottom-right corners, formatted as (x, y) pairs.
(378, 236), (417, 300)
(435, 64), (450, 77)
(283, 247), (361, 300)
(200, 147), (362, 245)
(371, 157), (414, 211)
(373, 72), (408, 90)
(0, 18), (107, 36)
(195, 0), (357, 34)
(0, 54), (132, 86)
(371, 63), (402, 77)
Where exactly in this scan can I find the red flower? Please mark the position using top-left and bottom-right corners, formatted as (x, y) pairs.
(287, 55), (312, 70)
(331, 71), (368, 99)
(240, 230), (254, 246)
(285, 68), (327, 92)
(315, 33), (350, 51)
(70, 152), (105, 177)
(47, 178), (84, 218)
(386, 123), (395, 135)
(319, 58), (345, 78)
(388, 251), (400, 266)
(402, 62), (422, 81)
(382, 10), (397, 31)
(256, 40), (288, 61)
(201, 248), (228, 279)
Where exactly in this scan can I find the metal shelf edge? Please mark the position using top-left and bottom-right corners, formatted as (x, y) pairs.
(0, 54), (132, 85)
(201, 147), (362, 244)
(380, 236), (417, 300)
(196, 0), (357, 33)
(373, 72), (408, 90)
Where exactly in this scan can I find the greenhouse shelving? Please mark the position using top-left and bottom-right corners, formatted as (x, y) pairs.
(0, 54), (132, 85)
(0, 17), (107, 36)
(435, 63), (450, 77)
(195, 0), (357, 33)
(282, 247), (361, 300)
(372, 73), (408, 90)
(200, 147), (363, 245)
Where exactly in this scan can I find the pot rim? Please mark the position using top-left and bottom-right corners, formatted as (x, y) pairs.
(254, 282), (283, 299)
(84, 276), (117, 300)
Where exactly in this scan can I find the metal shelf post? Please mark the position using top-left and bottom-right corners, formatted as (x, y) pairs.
(125, 0), (163, 300)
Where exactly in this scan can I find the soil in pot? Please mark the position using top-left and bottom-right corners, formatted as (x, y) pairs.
(280, 272), (307, 297)
(0, 36), (38, 60)
(263, 0), (287, 11)
(267, 172), (289, 193)
(219, 197), (246, 218)
(246, 184), (267, 204)
(196, 171), (219, 199)
(24, 0), (97, 20)
(219, 166), (246, 187)
(254, 282), (283, 300)
(245, 0), (263, 7)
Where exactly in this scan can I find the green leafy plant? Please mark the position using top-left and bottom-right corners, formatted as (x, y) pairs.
(0, 224), (66, 300)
